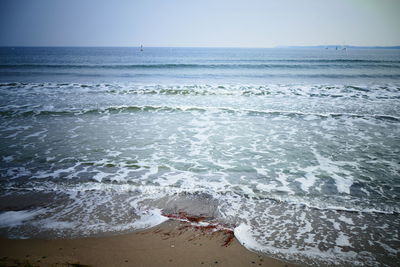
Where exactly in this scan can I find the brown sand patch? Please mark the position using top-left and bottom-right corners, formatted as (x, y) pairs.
(0, 220), (299, 267)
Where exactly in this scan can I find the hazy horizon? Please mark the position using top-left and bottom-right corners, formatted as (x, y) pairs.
(1, 0), (399, 47)
(1, 45), (400, 49)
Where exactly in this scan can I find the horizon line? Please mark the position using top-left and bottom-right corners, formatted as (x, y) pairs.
(1, 45), (400, 49)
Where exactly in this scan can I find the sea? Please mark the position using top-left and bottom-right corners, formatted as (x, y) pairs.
(0, 47), (399, 266)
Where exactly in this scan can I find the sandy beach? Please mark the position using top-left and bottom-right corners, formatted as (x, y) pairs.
(0, 219), (298, 267)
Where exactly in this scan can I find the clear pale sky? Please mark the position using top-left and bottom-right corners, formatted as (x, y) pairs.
(0, 0), (399, 47)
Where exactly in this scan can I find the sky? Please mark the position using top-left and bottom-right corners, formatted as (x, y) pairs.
(0, 0), (399, 47)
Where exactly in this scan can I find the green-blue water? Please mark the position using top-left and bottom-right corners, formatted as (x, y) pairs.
(0, 47), (399, 266)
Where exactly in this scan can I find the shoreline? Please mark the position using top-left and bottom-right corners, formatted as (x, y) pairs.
(0, 220), (298, 267)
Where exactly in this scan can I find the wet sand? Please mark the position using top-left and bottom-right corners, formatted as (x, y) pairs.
(0, 220), (298, 267)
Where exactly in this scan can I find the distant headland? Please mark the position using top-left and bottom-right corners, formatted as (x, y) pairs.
(276, 45), (400, 49)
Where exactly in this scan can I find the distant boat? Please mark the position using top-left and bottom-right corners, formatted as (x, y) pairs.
(140, 45), (143, 52)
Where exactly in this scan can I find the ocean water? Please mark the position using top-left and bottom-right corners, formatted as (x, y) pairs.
(0, 47), (399, 266)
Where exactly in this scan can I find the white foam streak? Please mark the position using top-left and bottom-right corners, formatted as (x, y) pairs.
(132, 208), (168, 229)
(234, 224), (264, 251)
(0, 209), (46, 227)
